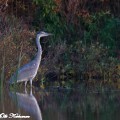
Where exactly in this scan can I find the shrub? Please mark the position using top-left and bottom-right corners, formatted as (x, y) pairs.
(32, 0), (120, 55)
(83, 12), (120, 56)
(0, 15), (35, 80)
(32, 0), (119, 87)
(42, 41), (119, 85)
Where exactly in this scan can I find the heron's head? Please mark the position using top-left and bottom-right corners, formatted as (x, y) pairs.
(37, 31), (52, 39)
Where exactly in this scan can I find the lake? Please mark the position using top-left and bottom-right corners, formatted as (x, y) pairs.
(0, 86), (120, 120)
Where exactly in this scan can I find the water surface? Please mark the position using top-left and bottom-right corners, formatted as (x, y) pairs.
(0, 86), (120, 120)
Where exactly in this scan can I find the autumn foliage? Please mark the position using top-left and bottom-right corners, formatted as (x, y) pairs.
(0, 0), (119, 87)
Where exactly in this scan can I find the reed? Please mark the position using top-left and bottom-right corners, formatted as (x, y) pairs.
(0, 42), (5, 90)
(12, 45), (24, 90)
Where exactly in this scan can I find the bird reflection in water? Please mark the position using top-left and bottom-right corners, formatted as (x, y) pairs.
(9, 89), (42, 120)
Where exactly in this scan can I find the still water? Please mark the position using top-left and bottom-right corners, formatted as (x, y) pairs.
(0, 86), (120, 120)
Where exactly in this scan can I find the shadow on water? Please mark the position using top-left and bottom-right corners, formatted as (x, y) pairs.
(0, 86), (120, 120)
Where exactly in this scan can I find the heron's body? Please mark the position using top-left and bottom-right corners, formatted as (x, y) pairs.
(9, 31), (51, 87)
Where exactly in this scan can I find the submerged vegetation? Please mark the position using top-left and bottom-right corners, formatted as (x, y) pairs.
(0, 0), (120, 89)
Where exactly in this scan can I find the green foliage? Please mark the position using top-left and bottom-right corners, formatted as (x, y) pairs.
(32, 0), (119, 87)
(33, 0), (120, 56)
(0, 0), (119, 88)
(33, 0), (65, 41)
(32, 0), (82, 45)
(83, 12), (120, 55)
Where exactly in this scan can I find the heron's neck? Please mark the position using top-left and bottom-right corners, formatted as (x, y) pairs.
(35, 36), (42, 62)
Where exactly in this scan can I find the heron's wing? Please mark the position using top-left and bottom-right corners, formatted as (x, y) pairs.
(18, 60), (35, 73)
(9, 61), (37, 83)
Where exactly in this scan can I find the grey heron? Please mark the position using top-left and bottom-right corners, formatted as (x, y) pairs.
(9, 31), (52, 87)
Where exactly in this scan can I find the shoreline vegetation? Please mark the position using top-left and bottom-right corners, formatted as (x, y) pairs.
(0, 0), (120, 89)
